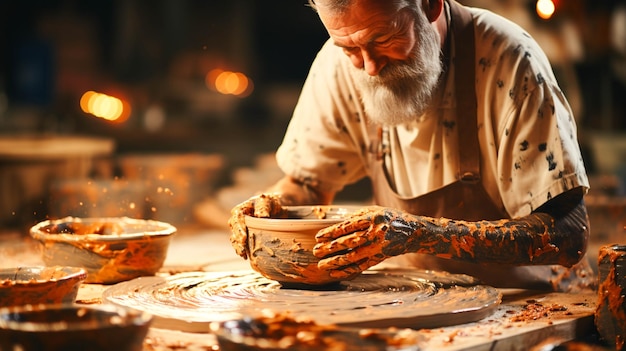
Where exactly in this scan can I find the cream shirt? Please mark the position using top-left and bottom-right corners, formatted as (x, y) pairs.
(276, 6), (589, 219)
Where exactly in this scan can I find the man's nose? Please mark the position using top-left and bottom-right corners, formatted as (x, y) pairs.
(359, 49), (387, 76)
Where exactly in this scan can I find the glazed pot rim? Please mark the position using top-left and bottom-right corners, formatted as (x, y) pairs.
(0, 266), (87, 286)
(29, 216), (176, 242)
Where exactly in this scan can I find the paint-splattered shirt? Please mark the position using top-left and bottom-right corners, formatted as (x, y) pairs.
(275, 7), (589, 219)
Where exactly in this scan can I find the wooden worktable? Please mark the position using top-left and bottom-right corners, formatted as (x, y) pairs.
(0, 227), (601, 351)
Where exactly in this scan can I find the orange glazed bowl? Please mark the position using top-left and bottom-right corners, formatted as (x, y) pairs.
(30, 217), (176, 284)
(0, 266), (87, 308)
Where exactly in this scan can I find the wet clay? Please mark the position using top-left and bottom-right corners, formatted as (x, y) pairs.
(213, 310), (424, 351)
(312, 207), (593, 291)
(320, 209), (584, 266)
(247, 228), (355, 286)
(596, 244), (626, 350)
(229, 194), (284, 259)
(244, 206), (363, 286)
(102, 269), (501, 332)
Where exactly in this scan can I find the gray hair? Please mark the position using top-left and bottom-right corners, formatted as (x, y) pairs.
(308, 0), (417, 14)
(307, 0), (350, 12)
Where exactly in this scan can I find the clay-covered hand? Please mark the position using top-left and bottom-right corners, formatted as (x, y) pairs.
(228, 193), (285, 260)
(312, 206), (422, 278)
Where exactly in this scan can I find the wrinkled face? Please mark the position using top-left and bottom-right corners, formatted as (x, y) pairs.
(316, 0), (443, 125)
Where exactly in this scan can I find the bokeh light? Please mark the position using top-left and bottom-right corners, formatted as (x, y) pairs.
(80, 91), (131, 123)
(205, 69), (253, 97)
(536, 0), (556, 20)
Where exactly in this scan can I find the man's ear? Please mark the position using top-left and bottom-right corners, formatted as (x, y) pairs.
(423, 0), (444, 22)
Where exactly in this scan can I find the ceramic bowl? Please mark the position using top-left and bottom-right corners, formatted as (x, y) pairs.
(0, 266), (87, 307)
(0, 303), (152, 351)
(30, 217), (176, 284)
(244, 205), (362, 286)
(211, 313), (422, 351)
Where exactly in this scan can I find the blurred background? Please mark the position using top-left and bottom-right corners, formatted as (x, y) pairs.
(0, 0), (625, 250)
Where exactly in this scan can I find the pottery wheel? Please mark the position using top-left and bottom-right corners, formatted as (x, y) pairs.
(102, 268), (501, 332)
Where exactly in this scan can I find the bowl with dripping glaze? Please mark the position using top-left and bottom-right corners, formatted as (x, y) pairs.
(30, 217), (176, 284)
(0, 266), (87, 307)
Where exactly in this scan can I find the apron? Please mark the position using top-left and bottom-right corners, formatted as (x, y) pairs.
(367, 0), (593, 291)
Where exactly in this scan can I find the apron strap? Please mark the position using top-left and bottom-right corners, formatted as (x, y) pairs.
(448, 0), (480, 184)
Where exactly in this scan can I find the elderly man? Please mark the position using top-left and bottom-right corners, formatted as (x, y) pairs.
(229, 0), (593, 291)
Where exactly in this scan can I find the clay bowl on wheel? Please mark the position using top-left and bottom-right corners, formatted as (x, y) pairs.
(244, 205), (363, 286)
(0, 303), (152, 351)
(30, 217), (176, 284)
(0, 266), (87, 308)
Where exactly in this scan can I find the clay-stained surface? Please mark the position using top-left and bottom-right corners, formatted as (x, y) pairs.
(102, 268), (501, 332)
(141, 289), (597, 351)
(411, 289), (597, 351)
(595, 244), (626, 350)
(91, 228), (597, 351)
(211, 311), (425, 351)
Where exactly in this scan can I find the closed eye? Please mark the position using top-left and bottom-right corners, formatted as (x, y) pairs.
(373, 38), (394, 49)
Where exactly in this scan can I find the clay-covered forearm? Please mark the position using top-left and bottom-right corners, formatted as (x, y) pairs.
(393, 202), (588, 267)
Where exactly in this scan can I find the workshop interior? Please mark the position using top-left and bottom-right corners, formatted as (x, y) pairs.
(1, 1), (626, 350)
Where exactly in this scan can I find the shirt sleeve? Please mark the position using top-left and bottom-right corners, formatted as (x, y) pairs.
(275, 40), (371, 193)
(472, 8), (589, 218)
(496, 64), (589, 218)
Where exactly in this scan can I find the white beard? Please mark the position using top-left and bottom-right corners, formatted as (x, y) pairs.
(355, 10), (443, 126)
